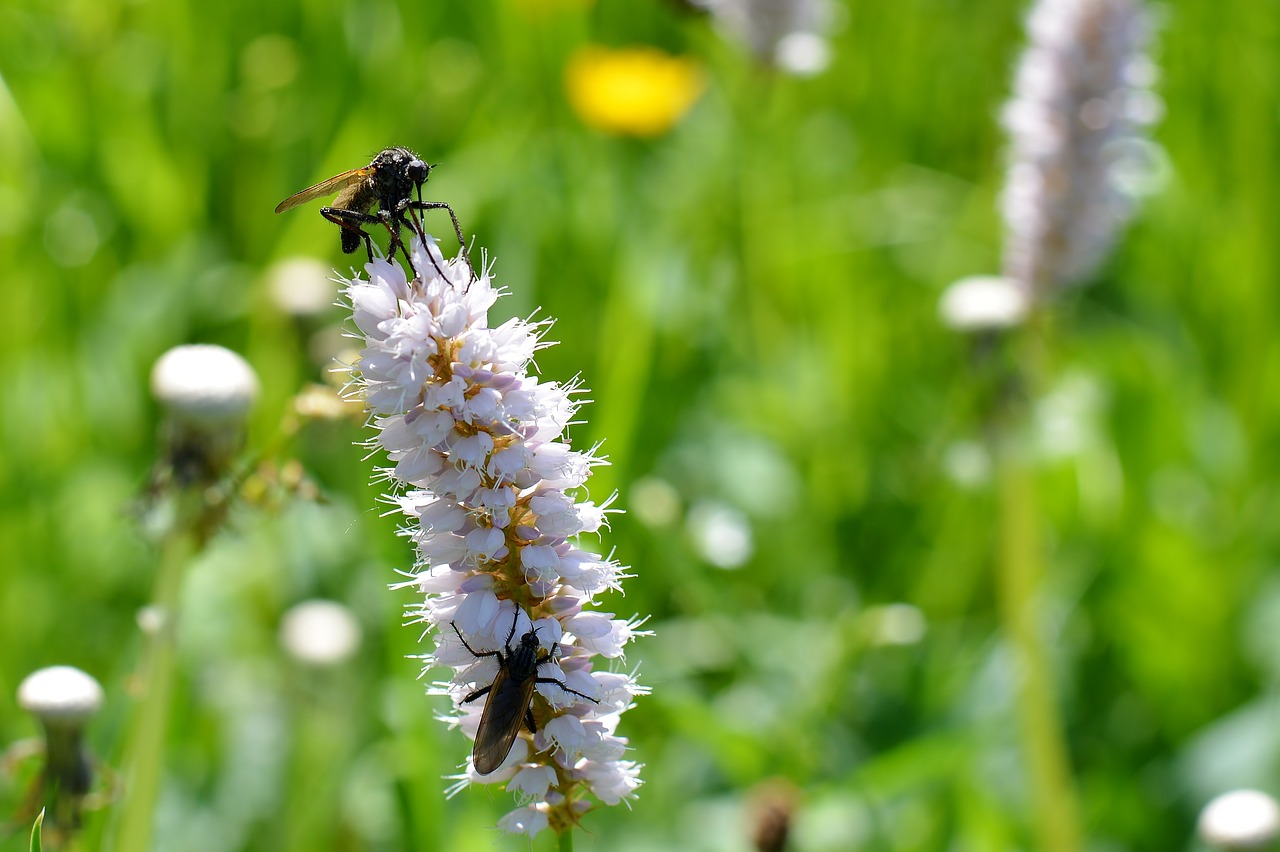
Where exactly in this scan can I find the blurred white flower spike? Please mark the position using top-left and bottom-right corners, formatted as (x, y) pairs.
(342, 231), (646, 837)
(1000, 0), (1160, 297)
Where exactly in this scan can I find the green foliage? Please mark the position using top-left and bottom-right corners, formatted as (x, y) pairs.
(29, 810), (42, 852)
(0, 0), (1275, 849)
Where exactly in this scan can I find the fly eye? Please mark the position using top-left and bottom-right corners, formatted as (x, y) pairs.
(407, 160), (428, 183)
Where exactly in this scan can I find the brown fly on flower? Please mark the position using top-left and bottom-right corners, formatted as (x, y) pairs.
(451, 616), (598, 775)
(274, 146), (471, 278)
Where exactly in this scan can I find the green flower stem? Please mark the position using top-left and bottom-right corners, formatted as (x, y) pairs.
(996, 443), (1082, 852)
(108, 492), (200, 852)
(557, 828), (574, 852)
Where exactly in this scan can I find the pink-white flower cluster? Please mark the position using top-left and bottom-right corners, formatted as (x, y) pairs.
(1001, 0), (1159, 296)
(343, 235), (645, 836)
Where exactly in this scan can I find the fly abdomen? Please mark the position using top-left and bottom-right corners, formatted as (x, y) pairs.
(451, 616), (599, 775)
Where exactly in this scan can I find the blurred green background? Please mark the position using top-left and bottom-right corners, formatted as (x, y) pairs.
(0, 0), (1277, 849)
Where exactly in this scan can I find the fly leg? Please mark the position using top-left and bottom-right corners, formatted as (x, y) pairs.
(319, 207), (381, 262)
(375, 209), (414, 272)
(389, 208), (450, 282)
(450, 621), (504, 661)
(459, 684), (492, 705)
(533, 676), (598, 704)
(536, 640), (598, 703)
(402, 200), (475, 282)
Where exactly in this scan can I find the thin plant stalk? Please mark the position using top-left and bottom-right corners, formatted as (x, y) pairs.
(107, 492), (200, 852)
(995, 435), (1081, 852)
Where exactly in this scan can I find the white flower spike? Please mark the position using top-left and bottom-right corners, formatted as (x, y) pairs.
(1000, 0), (1159, 297)
(343, 232), (646, 837)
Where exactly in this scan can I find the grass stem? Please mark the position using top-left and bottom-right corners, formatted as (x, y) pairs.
(107, 492), (201, 852)
(996, 443), (1082, 852)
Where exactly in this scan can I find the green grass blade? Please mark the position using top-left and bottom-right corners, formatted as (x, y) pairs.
(30, 808), (44, 852)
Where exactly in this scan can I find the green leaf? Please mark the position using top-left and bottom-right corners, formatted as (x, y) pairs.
(30, 808), (45, 852)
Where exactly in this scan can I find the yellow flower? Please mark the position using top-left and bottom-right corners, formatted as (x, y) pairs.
(564, 46), (705, 137)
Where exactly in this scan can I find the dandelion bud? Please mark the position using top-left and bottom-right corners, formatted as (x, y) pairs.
(1198, 790), (1280, 851)
(1000, 0), (1159, 297)
(150, 344), (259, 485)
(17, 666), (104, 828)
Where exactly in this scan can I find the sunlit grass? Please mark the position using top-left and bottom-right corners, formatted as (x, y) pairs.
(0, 0), (1276, 849)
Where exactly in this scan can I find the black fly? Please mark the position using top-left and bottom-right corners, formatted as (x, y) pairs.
(274, 146), (472, 279)
(450, 615), (597, 775)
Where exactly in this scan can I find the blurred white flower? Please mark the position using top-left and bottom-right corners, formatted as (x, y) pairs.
(628, 476), (681, 527)
(697, 0), (835, 76)
(1198, 789), (1280, 851)
(864, 603), (927, 647)
(136, 604), (166, 636)
(775, 31), (831, 76)
(687, 501), (754, 569)
(279, 600), (362, 666)
(267, 257), (335, 317)
(942, 440), (992, 489)
(344, 232), (645, 836)
(939, 275), (1029, 331)
(1033, 371), (1106, 459)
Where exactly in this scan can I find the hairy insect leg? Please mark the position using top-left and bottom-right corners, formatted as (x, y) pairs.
(450, 621), (501, 660)
(533, 676), (598, 703)
(397, 209), (451, 282)
(404, 200), (475, 281)
(460, 683), (492, 705)
(500, 611), (521, 652)
(525, 707), (537, 734)
(319, 206), (378, 261)
(377, 210), (408, 265)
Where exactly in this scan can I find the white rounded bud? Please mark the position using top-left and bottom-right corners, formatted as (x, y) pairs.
(17, 666), (104, 729)
(1198, 789), (1280, 850)
(151, 344), (260, 425)
(939, 275), (1030, 332)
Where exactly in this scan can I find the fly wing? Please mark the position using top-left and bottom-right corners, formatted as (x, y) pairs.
(274, 166), (374, 213)
(472, 668), (536, 775)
